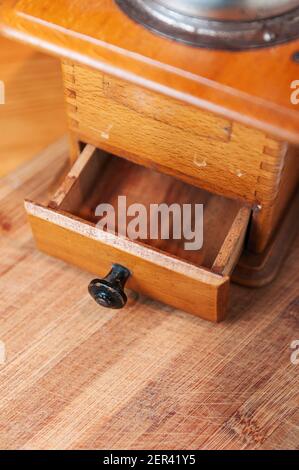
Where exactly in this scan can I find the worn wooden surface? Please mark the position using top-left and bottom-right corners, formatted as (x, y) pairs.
(0, 138), (298, 449)
(0, 36), (66, 177)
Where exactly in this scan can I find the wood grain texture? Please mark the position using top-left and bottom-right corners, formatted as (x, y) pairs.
(63, 62), (284, 205)
(0, 137), (298, 450)
(0, 36), (67, 176)
(24, 143), (252, 322)
(0, 0), (299, 144)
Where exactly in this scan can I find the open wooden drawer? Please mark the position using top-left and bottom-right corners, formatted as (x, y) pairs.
(25, 145), (251, 322)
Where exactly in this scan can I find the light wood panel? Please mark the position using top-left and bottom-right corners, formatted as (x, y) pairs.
(0, 0), (299, 144)
(0, 137), (298, 449)
(63, 62), (282, 204)
(0, 36), (67, 176)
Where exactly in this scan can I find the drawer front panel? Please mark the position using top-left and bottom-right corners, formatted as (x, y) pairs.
(26, 204), (229, 322)
(63, 62), (284, 204)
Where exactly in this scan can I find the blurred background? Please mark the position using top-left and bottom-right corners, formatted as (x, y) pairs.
(0, 36), (67, 177)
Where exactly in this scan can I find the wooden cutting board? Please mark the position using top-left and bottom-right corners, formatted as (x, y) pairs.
(0, 138), (298, 449)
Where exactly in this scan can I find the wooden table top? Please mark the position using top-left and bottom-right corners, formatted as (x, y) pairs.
(0, 138), (298, 449)
(1, 0), (299, 144)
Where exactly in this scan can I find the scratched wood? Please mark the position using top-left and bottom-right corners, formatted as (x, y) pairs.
(0, 138), (298, 450)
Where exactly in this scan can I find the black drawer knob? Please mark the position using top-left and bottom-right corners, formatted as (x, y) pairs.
(88, 264), (131, 309)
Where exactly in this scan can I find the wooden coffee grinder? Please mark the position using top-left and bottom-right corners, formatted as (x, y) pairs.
(0, 0), (298, 321)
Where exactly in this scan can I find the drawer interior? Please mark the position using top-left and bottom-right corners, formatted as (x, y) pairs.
(49, 145), (250, 273)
